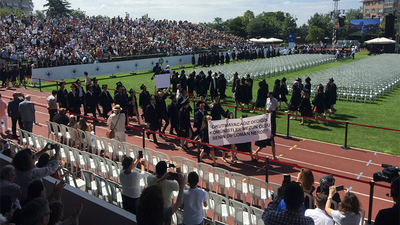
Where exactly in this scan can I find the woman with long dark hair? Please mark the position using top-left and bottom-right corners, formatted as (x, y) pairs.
(325, 187), (361, 225)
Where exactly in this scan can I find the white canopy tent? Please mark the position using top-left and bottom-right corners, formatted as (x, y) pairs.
(365, 37), (395, 44)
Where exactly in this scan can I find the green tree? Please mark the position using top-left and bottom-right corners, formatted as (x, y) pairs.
(307, 13), (333, 39)
(35, 10), (46, 20)
(44, 0), (72, 17)
(306, 26), (324, 43)
(242, 10), (255, 27)
(0, 8), (24, 18)
(226, 16), (247, 37)
(70, 8), (86, 19)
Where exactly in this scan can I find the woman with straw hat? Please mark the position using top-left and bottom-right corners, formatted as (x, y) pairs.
(107, 104), (126, 142)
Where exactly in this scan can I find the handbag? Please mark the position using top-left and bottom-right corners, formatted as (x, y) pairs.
(106, 114), (120, 139)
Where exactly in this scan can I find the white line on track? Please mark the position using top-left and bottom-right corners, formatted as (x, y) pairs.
(276, 143), (381, 167)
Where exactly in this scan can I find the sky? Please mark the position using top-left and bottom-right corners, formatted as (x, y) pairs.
(32, 0), (362, 27)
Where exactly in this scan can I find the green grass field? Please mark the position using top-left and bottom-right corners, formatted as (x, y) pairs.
(31, 52), (400, 155)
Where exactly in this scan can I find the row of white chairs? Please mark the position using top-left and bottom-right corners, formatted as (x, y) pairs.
(292, 54), (400, 104)
(190, 54), (335, 85)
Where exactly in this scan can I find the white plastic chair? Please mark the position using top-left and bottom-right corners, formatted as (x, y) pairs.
(93, 173), (111, 201)
(229, 199), (251, 225)
(122, 142), (140, 158)
(359, 208), (365, 225)
(185, 159), (199, 174)
(155, 151), (170, 163)
(208, 192), (230, 223)
(81, 151), (96, 173)
(198, 163), (215, 191)
(92, 134), (104, 156)
(60, 168), (85, 191)
(46, 120), (55, 140)
(107, 179), (123, 208)
(144, 148), (157, 172)
(59, 124), (71, 145)
(250, 206), (264, 225)
(105, 158), (120, 182)
(170, 156), (188, 172)
(81, 170), (98, 196)
(230, 172), (249, 202)
(304, 192), (315, 209)
(248, 177), (270, 208)
(214, 167), (231, 197)
(92, 154), (108, 178)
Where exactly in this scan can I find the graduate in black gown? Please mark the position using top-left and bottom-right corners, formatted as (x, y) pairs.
(304, 77), (312, 96)
(298, 89), (312, 126)
(253, 81), (267, 112)
(99, 84), (114, 119)
(279, 77), (289, 108)
(217, 73), (227, 101)
(187, 72), (195, 100)
(199, 115), (216, 166)
(323, 83), (331, 120)
(287, 84), (301, 119)
(139, 84), (150, 119)
(272, 79), (281, 104)
(56, 82), (68, 109)
(312, 84), (325, 123)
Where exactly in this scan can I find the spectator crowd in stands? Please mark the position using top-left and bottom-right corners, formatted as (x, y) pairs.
(0, 13), (247, 68)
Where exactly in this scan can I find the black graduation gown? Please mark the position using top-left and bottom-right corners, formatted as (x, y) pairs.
(114, 92), (128, 114)
(99, 91), (114, 115)
(178, 107), (191, 138)
(56, 88), (68, 108)
(187, 77), (195, 94)
(298, 98), (312, 117)
(139, 91), (150, 112)
(145, 104), (159, 131)
(209, 77), (218, 98)
(66, 91), (81, 115)
(92, 84), (101, 104)
(324, 89), (331, 109)
(218, 76), (227, 99)
(168, 102), (178, 126)
(272, 84), (280, 101)
(255, 87), (267, 108)
(279, 85), (288, 102)
(312, 92), (324, 114)
(330, 83), (337, 105)
(84, 91), (96, 114)
(210, 102), (225, 121)
(288, 88), (301, 111)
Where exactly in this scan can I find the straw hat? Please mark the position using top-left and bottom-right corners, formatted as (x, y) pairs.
(113, 105), (122, 111)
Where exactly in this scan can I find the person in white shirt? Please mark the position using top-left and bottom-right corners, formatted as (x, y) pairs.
(182, 172), (207, 225)
(147, 161), (180, 208)
(351, 46), (356, 60)
(84, 71), (91, 90)
(119, 155), (145, 215)
(305, 192), (334, 225)
(107, 105), (126, 142)
(266, 92), (279, 136)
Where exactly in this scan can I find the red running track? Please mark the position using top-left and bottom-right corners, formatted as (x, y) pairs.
(1, 87), (398, 221)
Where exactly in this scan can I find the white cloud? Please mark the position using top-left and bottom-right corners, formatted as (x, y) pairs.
(32, 0), (361, 27)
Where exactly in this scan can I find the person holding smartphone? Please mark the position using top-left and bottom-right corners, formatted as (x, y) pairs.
(325, 186), (361, 225)
(119, 155), (145, 215)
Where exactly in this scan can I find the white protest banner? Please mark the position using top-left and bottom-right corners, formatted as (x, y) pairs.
(208, 114), (271, 146)
(155, 74), (171, 89)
